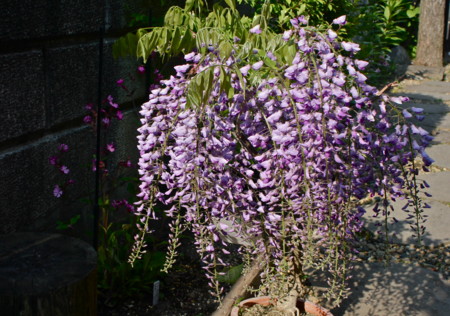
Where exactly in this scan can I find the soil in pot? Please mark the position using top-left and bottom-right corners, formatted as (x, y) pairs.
(234, 296), (333, 316)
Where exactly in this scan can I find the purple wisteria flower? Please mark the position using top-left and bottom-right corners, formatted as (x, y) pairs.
(58, 144), (69, 152)
(249, 24), (262, 34)
(60, 165), (70, 174)
(53, 185), (63, 198)
(131, 18), (433, 304)
(332, 15), (347, 25)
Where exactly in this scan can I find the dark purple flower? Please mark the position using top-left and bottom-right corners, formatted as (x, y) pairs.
(83, 115), (92, 124)
(60, 165), (70, 174)
(58, 144), (69, 152)
(53, 185), (63, 198)
(49, 156), (58, 165)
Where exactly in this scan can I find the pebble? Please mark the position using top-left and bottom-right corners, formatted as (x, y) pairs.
(354, 238), (449, 280)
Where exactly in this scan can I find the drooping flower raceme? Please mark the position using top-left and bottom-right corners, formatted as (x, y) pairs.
(132, 19), (432, 302)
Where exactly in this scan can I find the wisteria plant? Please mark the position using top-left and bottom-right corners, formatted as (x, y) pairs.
(130, 15), (432, 313)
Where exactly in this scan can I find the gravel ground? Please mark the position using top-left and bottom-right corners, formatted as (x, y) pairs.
(98, 236), (449, 316)
(98, 260), (221, 316)
(354, 239), (450, 279)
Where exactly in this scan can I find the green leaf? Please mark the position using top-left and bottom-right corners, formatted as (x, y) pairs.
(185, 0), (195, 11)
(112, 32), (139, 58)
(165, 6), (185, 26)
(202, 66), (215, 104)
(179, 28), (195, 53)
(138, 29), (160, 62)
(70, 214), (81, 225)
(219, 66), (233, 98)
(56, 221), (69, 230)
(384, 6), (391, 21)
(233, 64), (246, 98)
(224, 0), (236, 11)
(218, 40), (233, 60)
(171, 26), (182, 55)
(186, 66), (215, 108)
(406, 7), (420, 18)
(298, 3), (306, 15)
(217, 264), (243, 284)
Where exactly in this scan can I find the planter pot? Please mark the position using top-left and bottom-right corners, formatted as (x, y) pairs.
(230, 296), (333, 316)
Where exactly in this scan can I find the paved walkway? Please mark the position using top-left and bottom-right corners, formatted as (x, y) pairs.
(331, 79), (450, 315)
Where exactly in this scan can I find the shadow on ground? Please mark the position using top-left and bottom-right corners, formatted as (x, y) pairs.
(331, 261), (450, 316)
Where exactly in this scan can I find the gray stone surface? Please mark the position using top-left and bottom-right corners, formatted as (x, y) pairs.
(0, 51), (46, 142)
(432, 130), (450, 145)
(425, 145), (450, 169)
(102, 39), (148, 105)
(0, 0), (101, 41)
(406, 65), (445, 81)
(363, 199), (450, 246)
(396, 80), (450, 101)
(0, 126), (95, 235)
(418, 172), (450, 203)
(45, 43), (100, 127)
(419, 112), (450, 133)
(0, 0), (148, 240)
(396, 101), (450, 114)
(331, 262), (450, 316)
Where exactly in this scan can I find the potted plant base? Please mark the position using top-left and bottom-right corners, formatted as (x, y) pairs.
(231, 296), (333, 316)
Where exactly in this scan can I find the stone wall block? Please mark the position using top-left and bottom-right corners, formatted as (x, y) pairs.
(0, 51), (46, 143)
(102, 39), (148, 106)
(0, 126), (96, 235)
(45, 41), (147, 129)
(101, 109), (140, 175)
(45, 43), (100, 127)
(0, 0), (102, 41)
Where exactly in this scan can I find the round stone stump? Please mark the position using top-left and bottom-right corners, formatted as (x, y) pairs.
(0, 232), (97, 316)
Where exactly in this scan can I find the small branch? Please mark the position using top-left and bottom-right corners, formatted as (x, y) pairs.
(375, 77), (404, 97)
(212, 253), (265, 316)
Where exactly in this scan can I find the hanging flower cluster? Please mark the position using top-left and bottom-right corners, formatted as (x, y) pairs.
(49, 143), (75, 198)
(131, 17), (432, 302)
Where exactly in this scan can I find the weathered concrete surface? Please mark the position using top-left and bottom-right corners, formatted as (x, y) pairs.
(405, 65), (445, 81)
(332, 262), (450, 316)
(0, 0), (148, 238)
(394, 80), (450, 101)
(363, 199), (450, 246)
(0, 51), (46, 142)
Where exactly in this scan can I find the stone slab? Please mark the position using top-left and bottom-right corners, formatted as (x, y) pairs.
(395, 80), (450, 102)
(0, 126), (95, 235)
(363, 199), (450, 246)
(0, 0), (101, 41)
(432, 130), (450, 145)
(45, 43), (100, 127)
(418, 171), (450, 203)
(426, 145), (450, 169)
(331, 262), (450, 316)
(0, 51), (45, 142)
(418, 112), (450, 133)
(395, 101), (450, 114)
(45, 41), (147, 128)
(405, 65), (445, 81)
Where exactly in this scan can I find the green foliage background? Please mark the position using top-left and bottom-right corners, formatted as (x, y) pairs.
(114, 0), (419, 86)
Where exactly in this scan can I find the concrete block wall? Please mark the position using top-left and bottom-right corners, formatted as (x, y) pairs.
(0, 1), (150, 241)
